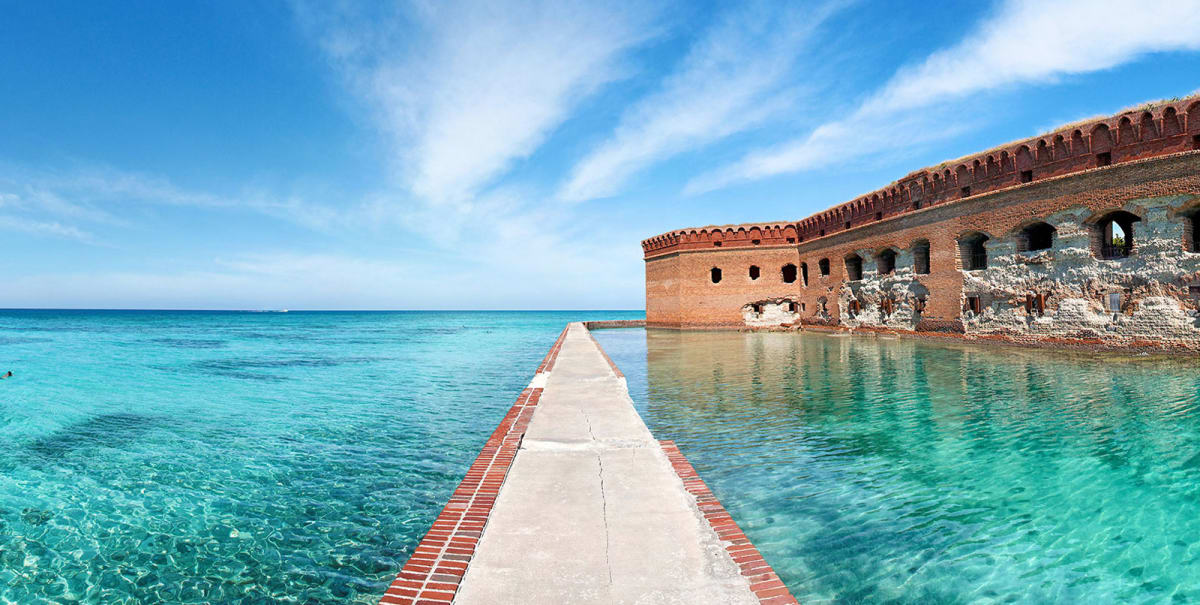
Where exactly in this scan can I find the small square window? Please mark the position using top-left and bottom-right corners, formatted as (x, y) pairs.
(1192, 135), (1200, 151)
(1020, 170), (1033, 183)
(844, 221), (851, 230)
(786, 237), (796, 243)
(1096, 152), (1112, 167)
(1106, 292), (1121, 314)
(875, 212), (883, 221)
(713, 241), (722, 247)
(961, 186), (971, 198)
(751, 239), (761, 245)
(966, 295), (982, 314)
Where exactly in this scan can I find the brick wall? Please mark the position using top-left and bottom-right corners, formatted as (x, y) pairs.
(643, 98), (1200, 350)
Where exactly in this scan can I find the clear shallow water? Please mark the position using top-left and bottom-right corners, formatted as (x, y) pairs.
(594, 329), (1200, 604)
(0, 310), (640, 604)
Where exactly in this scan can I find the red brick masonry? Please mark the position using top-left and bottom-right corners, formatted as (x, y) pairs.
(660, 440), (800, 605)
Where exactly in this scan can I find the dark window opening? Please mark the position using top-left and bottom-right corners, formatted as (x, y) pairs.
(913, 240), (931, 274)
(1187, 209), (1200, 252)
(787, 301), (798, 313)
(818, 258), (830, 276)
(710, 267), (722, 283)
(748, 265), (761, 280)
(845, 255), (863, 281)
(1093, 211), (1139, 258)
(1020, 170), (1033, 183)
(961, 186), (971, 198)
(913, 296), (927, 313)
(1193, 135), (1200, 150)
(751, 239), (761, 245)
(800, 262), (809, 286)
(1024, 293), (1047, 316)
(959, 233), (989, 270)
(844, 221), (852, 230)
(879, 298), (894, 317)
(751, 303), (764, 315)
(819, 229), (826, 236)
(781, 264), (798, 283)
(801, 302), (807, 312)
(786, 237), (796, 243)
(876, 249), (896, 275)
(1096, 152), (1112, 167)
(875, 212), (883, 221)
(966, 295), (982, 315)
(848, 299), (862, 317)
(713, 241), (722, 247)
(1018, 222), (1056, 252)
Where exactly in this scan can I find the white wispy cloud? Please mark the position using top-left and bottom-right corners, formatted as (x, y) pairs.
(303, 0), (664, 206)
(559, 0), (846, 202)
(688, 0), (1200, 194)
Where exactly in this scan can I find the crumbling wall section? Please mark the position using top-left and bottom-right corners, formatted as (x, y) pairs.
(959, 194), (1200, 346)
(835, 246), (931, 330)
(742, 298), (800, 327)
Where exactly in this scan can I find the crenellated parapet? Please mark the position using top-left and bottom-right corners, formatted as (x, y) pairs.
(640, 222), (799, 255)
(644, 96), (1200, 258)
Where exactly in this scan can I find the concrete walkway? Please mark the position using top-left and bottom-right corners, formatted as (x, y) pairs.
(454, 323), (759, 605)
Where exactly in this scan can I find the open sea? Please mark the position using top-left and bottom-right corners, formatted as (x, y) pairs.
(0, 309), (641, 604)
(593, 328), (1200, 604)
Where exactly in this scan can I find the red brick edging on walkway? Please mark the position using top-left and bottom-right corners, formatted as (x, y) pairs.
(586, 329), (625, 379)
(379, 328), (567, 605)
(660, 440), (800, 605)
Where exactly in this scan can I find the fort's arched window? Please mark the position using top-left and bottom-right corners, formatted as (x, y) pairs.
(912, 239), (930, 275)
(1017, 222), (1056, 252)
(959, 232), (989, 270)
(1092, 211), (1140, 259)
(748, 265), (760, 280)
(800, 262), (809, 286)
(1182, 207), (1200, 253)
(818, 258), (830, 276)
(710, 267), (722, 283)
(876, 249), (896, 275)
(845, 254), (863, 281)
(781, 264), (798, 283)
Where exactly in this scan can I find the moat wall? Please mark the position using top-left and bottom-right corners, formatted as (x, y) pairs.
(643, 98), (1200, 351)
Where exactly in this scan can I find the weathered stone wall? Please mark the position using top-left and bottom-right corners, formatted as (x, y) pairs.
(642, 97), (1200, 351)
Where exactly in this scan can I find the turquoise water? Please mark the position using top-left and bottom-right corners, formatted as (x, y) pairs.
(594, 329), (1200, 604)
(0, 310), (640, 604)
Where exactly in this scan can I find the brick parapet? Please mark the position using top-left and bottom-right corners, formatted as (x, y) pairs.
(643, 95), (1200, 259)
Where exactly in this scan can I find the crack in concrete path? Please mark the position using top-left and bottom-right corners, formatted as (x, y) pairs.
(583, 410), (614, 587)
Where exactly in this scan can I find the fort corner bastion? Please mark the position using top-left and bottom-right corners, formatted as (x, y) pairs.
(642, 96), (1200, 351)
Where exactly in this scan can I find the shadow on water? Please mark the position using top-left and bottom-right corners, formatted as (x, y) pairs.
(24, 413), (162, 460)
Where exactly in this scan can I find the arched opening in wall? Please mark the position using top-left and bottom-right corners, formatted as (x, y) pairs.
(1017, 222), (1056, 252)
(1181, 207), (1200, 252)
(748, 265), (760, 280)
(781, 264), (798, 283)
(876, 249), (896, 275)
(1092, 211), (1140, 258)
(912, 239), (930, 274)
(800, 262), (809, 286)
(958, 232), (989, 270)
(818, 258), (830, 276)
(710, 267), (722, 283)
(844, 254), (863, 281)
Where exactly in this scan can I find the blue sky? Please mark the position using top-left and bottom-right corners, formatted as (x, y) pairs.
(3, 0), (1200, 310)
